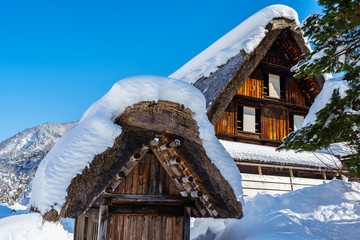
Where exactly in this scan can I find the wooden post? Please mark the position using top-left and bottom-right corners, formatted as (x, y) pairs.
(322, 171), (327, 180)
(289, 168), (294, 191)
(183, 207), (191, 240)
(97, 204), (108, 240)
(257, 166), (262, 175)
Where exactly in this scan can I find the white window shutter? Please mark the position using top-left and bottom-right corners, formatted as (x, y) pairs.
(268, 74), (281, 98)
(243, 107), (256, 132)
(294, 115), (304, 131)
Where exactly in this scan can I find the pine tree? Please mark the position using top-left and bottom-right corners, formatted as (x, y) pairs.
(279, 0), (360, 176)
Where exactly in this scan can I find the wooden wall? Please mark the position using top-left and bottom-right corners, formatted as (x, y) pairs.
(261, 107), (288, 141)
(74, 210), (99, 240)
(107, 214), (184, 240)
(75, 153), (190, 240)
(213, 30), (312, 145)
(237, 69), (264, 98)
(214, 102), (236, 135)
(113, 153), (180, 196)
(286, 76), (306, 105)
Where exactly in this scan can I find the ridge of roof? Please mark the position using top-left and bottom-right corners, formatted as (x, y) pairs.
(169, 5), (299, 84)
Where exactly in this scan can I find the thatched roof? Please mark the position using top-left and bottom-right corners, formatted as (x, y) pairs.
(43, 101), (242, 221)
(191, 18), (324, 124)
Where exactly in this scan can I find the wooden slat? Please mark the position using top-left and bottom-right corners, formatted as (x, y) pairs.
(242, 181), (292, 191)
(291, 177), (328, 185)
(114, 153), (181, 196)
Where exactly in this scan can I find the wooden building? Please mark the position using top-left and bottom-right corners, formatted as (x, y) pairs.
(41, 100), (242, 240)
(171, 14), (343, 195)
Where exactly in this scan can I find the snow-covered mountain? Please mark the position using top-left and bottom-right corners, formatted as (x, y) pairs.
(0, 122), (77, 204)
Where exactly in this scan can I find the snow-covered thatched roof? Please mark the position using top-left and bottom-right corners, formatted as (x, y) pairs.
(30, 76), (243, 221)
(170, 5), (324, 124)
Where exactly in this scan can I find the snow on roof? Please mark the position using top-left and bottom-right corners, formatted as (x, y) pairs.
(303, 77), (350, 127)
(169, 5), (299, 84)
(220, 140), (341, 169)
(30, 75), (244, 215)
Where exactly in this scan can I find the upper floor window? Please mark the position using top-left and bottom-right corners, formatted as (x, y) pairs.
(264, 73), (285, 99)
(237, 106), (261, 134)
(289, 114), (305, 132)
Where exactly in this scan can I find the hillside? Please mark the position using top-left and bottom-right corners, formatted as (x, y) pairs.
(0, 122), (77, 204)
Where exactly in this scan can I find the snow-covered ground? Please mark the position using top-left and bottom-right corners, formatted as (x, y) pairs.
(191, 180), (360, 240)
(0, 202), (73, 240)
(1, 180), (358, 239)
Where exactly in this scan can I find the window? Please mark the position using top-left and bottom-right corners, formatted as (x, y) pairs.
(289, 114), (305, 132)
(264, 73), (285, 99)
(269, 74), (281, 98)
(237, 106), (261, 133)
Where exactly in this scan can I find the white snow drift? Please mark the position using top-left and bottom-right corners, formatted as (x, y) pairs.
(192, 180), (360, 240)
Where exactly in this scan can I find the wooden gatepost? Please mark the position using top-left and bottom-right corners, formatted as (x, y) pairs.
(59, 100), (242, 240)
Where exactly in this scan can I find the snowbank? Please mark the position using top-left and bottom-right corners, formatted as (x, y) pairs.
(220, 140), (341, 168)
(192, 180), (360, 240)
(30, 75), (243, 215)
(170, 5), (299, 84)
(0, 213), (72, 240)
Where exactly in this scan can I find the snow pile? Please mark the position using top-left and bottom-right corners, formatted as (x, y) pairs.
(30, 75), (244, 215)
(303, 77), (350, 126)
(220, 140), (341, 168)
(170, 5), (299, 84)
(0, 213), (73, 240)
(192, 180), (360, 240)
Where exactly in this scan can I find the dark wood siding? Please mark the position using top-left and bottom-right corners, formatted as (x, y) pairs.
(237, 69), (264, 98)
(286, 76), (306, 105)
(261, 107), (288, 141)
(107, 214), (184, 240)
(214, 102), (236, 135)
(113, 153), (180, 196)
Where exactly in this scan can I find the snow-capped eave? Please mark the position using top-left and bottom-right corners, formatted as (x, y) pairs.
(235, 158), (338, 171)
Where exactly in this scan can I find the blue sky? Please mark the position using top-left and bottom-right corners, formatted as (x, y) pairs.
(0, 0), (322, 141)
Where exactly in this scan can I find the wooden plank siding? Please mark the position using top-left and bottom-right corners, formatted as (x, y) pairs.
(261, 107), (288, 141)
(241, 173), (329, 196)
(286, 76), (306, 105)
(106, 214), (184, 240)
(237, 69), (264, 98)
(214, 102), (236, 135)
(113, 153), (180, 196)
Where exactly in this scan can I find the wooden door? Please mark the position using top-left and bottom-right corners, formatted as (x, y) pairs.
(106, 214), (185, 240)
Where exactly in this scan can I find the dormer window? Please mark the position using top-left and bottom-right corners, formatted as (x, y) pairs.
(237, 106), (261, 133)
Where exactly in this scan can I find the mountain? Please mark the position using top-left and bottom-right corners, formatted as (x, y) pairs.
(0, 122), (77, 204)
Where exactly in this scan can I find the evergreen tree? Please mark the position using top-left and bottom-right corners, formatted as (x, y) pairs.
(279, 0), (360, 176)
